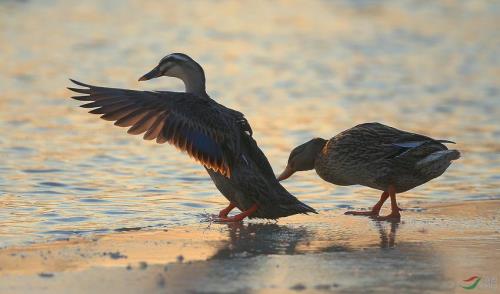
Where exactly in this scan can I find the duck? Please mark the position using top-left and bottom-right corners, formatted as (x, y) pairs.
(277, 122), (460, 220)
(68, 53), (316, 222)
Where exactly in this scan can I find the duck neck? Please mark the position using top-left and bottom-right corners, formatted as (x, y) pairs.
(180, 66), (207, 96)
(311, 138), (328, 165)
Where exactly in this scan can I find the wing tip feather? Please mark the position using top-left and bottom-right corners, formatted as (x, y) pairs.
(69, 79), (91, 87)
(67, 87), (90, 94)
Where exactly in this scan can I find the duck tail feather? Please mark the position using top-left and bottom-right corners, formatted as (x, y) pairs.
(277, 199), (317, 216)
(298, 202), (318, 214)
(416, 149), (461, 169)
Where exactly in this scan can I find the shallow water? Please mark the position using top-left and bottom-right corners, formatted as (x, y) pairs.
(0, 0), (499, 247)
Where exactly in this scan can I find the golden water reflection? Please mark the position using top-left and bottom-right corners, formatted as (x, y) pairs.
(0, 0), (499, 247)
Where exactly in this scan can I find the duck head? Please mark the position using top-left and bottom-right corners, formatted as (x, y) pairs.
(139, 53), (206, 95)
(277, 138), (327, 181)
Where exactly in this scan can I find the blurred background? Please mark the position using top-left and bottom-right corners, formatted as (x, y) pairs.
(0, 0), (499, 247)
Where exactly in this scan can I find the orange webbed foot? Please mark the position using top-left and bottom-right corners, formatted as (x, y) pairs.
(373, 211), (401, 222)
(213, 204), (258, 223)
(345, 191), (389, 217)
(218, 202), (236, 218)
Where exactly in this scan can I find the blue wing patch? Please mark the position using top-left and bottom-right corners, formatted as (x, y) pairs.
(180, 127), (223, 160)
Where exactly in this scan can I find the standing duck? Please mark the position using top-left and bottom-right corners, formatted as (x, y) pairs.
(68, 53), (315, 222)
(277, 123), (460, 220)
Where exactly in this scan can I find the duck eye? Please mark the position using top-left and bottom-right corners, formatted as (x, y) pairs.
(159, 61), (172, 72)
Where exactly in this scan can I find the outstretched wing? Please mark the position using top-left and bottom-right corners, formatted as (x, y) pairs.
(68, 79), (240, 177)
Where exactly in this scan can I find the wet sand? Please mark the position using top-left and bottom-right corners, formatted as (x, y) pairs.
(0, 200), (498, 293)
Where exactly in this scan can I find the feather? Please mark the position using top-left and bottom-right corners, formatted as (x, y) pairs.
(100, 105), (137, 121)
(114, 109), (149, 127)
(391, 141), (427, 148)
(437, 140), (456, 144)
(68, 79), (240, 178)
(127, 111), (161, 135)
(143, 114), (166, 140)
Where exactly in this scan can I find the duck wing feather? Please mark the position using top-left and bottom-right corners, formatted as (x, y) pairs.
(340, 123), (453, 160)
(68, 79), (243, 177)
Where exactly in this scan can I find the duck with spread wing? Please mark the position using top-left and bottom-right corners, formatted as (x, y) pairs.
(68, 53), (315, 222)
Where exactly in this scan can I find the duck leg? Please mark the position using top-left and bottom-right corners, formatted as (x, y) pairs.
(345, 191), (389, 216)
(218, 202), (237, 218)
(215, 204), (258, 223)
(375, 185), (401, 221)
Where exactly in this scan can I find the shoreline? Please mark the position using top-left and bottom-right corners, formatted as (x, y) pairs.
(1, 199), (499, 293)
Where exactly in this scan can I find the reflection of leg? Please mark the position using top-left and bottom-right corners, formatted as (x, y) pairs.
(389, 222), (398, 247)
(376, 220), (399, 248)
(215, 204), (258, 222)
(375, 185), (401, 221)
(375, 221), (389, 248)
(218, 202), (237, 218)
(345, 191), (389, 216)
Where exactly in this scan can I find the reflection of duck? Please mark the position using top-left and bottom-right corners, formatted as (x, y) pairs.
(68, 53), (315, 222)
(278, 123), (460, 221)
(209, 219), (400, 260)
(209, 223), (312, 259)
(166, 221), (448, 293)
(374, 221), (399, 248)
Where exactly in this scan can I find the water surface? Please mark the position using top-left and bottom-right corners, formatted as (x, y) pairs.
(0, 0), (499, 247)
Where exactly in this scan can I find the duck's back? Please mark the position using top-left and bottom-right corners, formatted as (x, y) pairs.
(315, 123), (459, 192)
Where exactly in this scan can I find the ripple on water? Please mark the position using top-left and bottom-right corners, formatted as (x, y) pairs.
(79, 198), (109, 203)
(43, 228), (108, 236)
(143, 217), (165, 222)
(39, 213), (59, 217)
(38, 182), (67, 187)
(465, 194), (500, 201)
(104, 210), (134, 215)
(8, 146), (34, 153)
(177, 176), (206, 182)
(73, 187), (101, 192)
(89, 154), (121, 162)
(28, 190), (64, 195)
(22, 169), (64, 174)
(42, 230), (84, 236)
(54, 217), (89, 223)
(141, 189), (170, 193)
(181, 202), (209, 209)
(114, 227), (142, 232)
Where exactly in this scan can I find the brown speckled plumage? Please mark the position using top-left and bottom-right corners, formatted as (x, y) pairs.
(314, 123), (460, 193)
(279, 122), (460, 220)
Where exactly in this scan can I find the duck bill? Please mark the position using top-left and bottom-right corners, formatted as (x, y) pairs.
(277, 166), (295, 181)
(138, 66), (161, 81)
